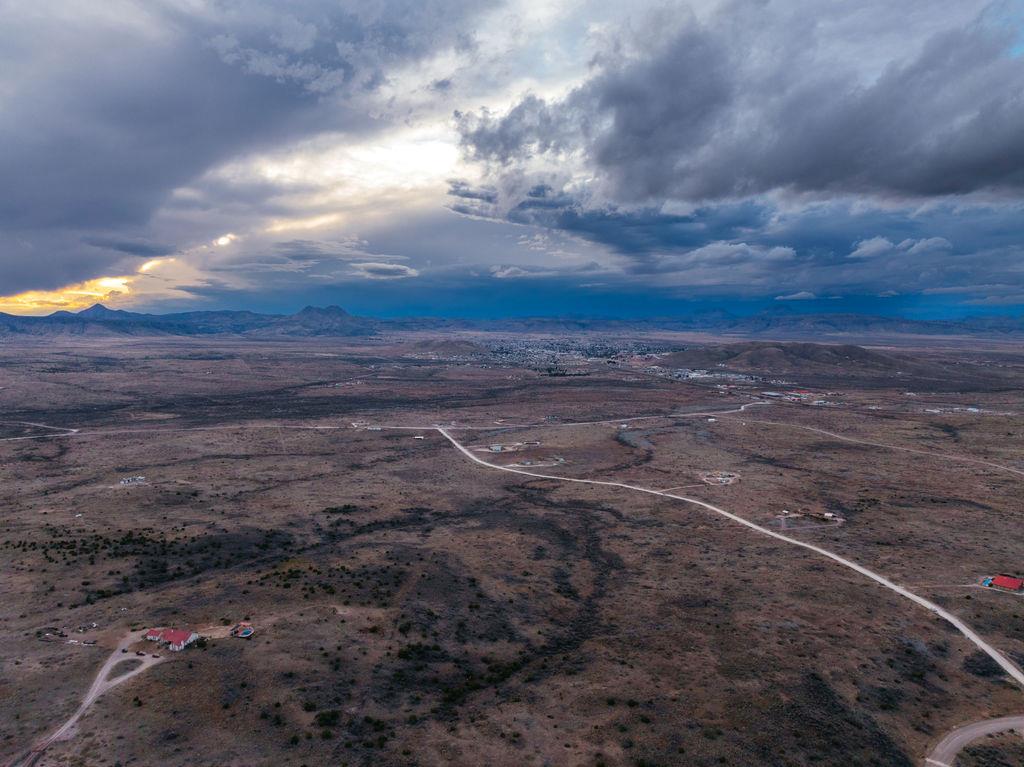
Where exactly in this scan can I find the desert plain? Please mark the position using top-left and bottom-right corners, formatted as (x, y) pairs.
(1, 334), (1023, 767)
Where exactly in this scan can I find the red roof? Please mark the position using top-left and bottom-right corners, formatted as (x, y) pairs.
(159, 629), (195, 645)
(991, 575), (1023, 591)
(144, 628), (164, 639)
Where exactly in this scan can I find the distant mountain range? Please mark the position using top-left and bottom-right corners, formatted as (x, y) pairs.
(0, 304), (375, 338)
(2, 304), (1023, 339)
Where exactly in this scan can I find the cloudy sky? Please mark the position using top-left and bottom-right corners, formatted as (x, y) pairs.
(1, 0), (1023, 317)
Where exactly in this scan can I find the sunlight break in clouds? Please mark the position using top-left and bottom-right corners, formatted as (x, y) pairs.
(0, 276), (136, 315)
(0, 258), (187, 315)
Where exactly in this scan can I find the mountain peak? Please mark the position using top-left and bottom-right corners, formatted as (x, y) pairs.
(73, 303), (139, 321)
(78, 303), (117, 316)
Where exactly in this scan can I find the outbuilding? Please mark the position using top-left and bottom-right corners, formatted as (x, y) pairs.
(988, 574), (1024, 592)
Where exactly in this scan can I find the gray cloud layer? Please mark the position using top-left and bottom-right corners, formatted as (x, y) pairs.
(0, 0), (493, 293)
(3, 0), (1023, 312)
(450, 0), (1024, 305)
(459, 1), (1024, 201)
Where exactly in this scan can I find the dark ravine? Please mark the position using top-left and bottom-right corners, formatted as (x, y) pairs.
(2, 303), (1024, 339)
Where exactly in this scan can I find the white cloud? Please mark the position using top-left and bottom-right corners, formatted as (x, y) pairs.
(849, 236), (952, 259)
(775, 290), (816, 300)
(350, 262), (419, 280)
(848, 236), (894, 259)
(900, 237), (952, 256)
(490, 265), (532, 279)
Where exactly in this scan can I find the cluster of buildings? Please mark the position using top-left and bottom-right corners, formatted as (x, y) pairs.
(489, 340), (586, 369)
(486, 441), (540, 453)
(780, 508), (843, 523)
(760, 390), (840, 406)
(646, 366), (761, 384)
(486, 338), (674, 370)
(510, 456), (565, 468)
(119, 475), (145, 485)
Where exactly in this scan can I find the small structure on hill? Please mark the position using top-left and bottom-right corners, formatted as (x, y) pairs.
(119, 476), (145, 485)
(144, 627), (199, 651)
(230, 622), (255, 639)
(983, 574), (1024, 592)
(700, 470), (740, 485)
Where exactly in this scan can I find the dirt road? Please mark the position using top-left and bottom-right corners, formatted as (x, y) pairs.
(4, 631), (163, 767)
(439, 425), (1024, 671)
(925, 715), (1024, 766)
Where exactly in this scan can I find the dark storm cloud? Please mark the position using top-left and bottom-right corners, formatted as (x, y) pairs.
(447, 179), (499, 204)
(451, 1), (1024, 303)
(0, 0), (494, 293)
(459, 2), (1024, 201)
(447, 178), (1024, 298)
(447, 179), (771, 256)
(205, 0), (491, 93)
(0, 25), (321, 234)
(81, 237), (178, 258)
(206, 236), (419, 289)
(457, 95), (578, 166)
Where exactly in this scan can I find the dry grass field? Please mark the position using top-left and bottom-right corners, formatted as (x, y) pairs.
(1, 335), (1023, 766)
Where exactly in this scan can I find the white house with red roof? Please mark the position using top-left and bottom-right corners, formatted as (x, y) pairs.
(144, 627), (199, 651)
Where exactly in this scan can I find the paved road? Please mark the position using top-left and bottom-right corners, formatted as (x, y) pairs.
(925, 715), (1024, 766)
(437, 427), (1024, 692)
(4, 632), (163, 767)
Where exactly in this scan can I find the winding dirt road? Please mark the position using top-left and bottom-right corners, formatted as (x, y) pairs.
(437, 428), (1024, 688)
(925, 716), (1024, 766)
(4, 632), (163, 767)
